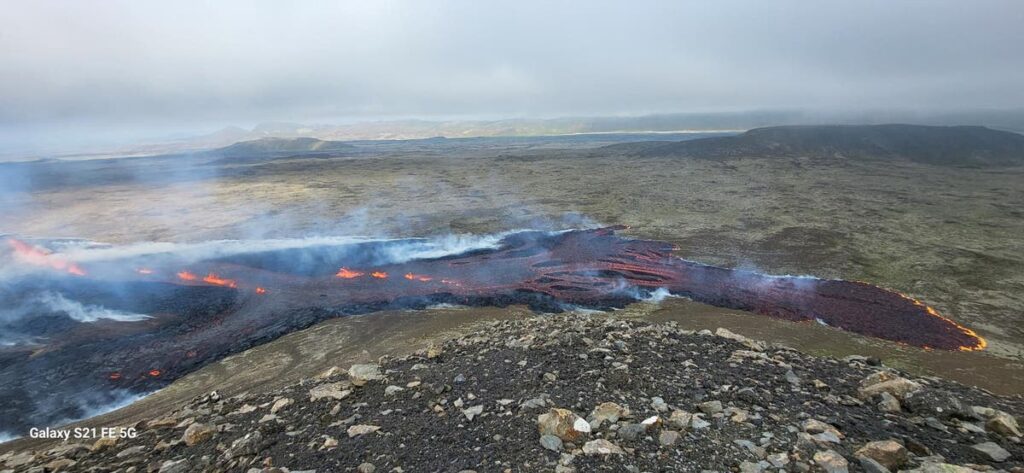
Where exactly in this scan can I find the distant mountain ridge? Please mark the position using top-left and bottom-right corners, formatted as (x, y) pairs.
(212, 137), (356, 159)
(601, 124), (1024, 166)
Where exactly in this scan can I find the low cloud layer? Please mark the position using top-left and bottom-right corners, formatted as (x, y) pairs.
(2, 0), (1023, 147)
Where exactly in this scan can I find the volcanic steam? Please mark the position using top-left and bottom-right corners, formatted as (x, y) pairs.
(0, 227), (984, 436)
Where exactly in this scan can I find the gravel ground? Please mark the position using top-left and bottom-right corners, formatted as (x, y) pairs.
(2, 313), (1022, 473)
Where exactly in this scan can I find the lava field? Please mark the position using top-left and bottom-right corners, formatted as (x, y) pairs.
(0, 227), (984, 435)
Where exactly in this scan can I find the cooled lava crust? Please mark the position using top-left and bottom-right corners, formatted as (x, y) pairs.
(0, 227), (983, 434)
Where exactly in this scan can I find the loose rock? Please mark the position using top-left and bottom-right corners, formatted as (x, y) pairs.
(540, 434), (564, 452)
(855, 440), (908, 470)
(181, 423), (216, 446)
(858, 372), (921, 400)
(986, 411), (1022, 437)
(348, 363), (384, 386)
(347, 424), (381, 437)
(590, 402), (629, 426)
(814, 449), (850, 473)
(309, 382), (351, 401)
(972, 442), (1011, 462)
(270, 397), (293, 414)
(659, 430), (681, 446)
(582, 439), (625, 456)
(538, 408), (589, 441)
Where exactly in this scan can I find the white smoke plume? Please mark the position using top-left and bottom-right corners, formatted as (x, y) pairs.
(33, 292), (150, 323)
(642, 287), (674, 303)
(3, 230), (534, 274)
(0, 292), (150, 346)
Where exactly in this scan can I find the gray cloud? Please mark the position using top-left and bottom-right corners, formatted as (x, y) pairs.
(1, 0), (1023, 144)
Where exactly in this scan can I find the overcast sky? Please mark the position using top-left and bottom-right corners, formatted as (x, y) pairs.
(2, 0), (1023, 151)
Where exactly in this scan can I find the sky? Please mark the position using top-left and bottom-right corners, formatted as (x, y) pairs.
(2, 0), (1024, 153)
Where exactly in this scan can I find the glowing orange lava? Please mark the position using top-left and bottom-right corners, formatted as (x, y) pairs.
(336, 267), (365, 279)
(202, 273), (238, 288)
(371, 271), (388, 279)
(889, 288), (987, 351)
(148, 369), (161, 377)
(404, 272), (432, 282)
(177, 270), (197, 281)
(108, 372), (122, 380)
(6, 238), (86, 276)
(255, 287), (267, 295)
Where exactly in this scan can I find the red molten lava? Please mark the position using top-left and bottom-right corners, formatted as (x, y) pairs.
(3, 227), (987, 438)
(336, 267), (364, 279)
(6, 238), (86, 276)
(255, 287), (267, 295)
(896, 291), (987, 352)
(144, 227), (980, 351)
(202, 273), (238, 288)
(108, 372), (122, 381)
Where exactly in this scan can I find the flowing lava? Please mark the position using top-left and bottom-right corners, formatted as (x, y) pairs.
(336, 267), (364, 279)
(6, 238), (86, 276)
(202, 273), (238, 288)
(0, 227), (987, 436)
(898, 292), (987, 352)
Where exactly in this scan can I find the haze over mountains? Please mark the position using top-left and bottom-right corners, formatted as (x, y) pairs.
(190, 110), (1024, 148)
(212, 124), (1024, 168)
(8, 109), (1024, 162)
(213, 137), (356, 161)
(603, 124), (1024, 166)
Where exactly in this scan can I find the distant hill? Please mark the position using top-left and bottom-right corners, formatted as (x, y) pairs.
(212, 137), (356, 160)
(602, 124), (1024, 166)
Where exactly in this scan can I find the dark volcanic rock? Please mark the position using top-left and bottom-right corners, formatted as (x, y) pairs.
(3, 314), (1020, 472)
(602, 124), (1024, 166)
(1, 227), (985, 437)
(212, 137), (357, 162)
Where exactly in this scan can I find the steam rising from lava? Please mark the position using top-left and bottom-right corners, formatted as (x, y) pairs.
(24, 292), (150, 323)
(0, 227), (985, 436)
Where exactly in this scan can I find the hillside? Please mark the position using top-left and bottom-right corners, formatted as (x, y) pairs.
(602, 125), (1024, 166)
(212, 137), (357, 160)
(2, 314), (1020, 471)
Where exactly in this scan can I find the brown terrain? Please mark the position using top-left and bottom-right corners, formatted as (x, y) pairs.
(1, 127), (1023, 456)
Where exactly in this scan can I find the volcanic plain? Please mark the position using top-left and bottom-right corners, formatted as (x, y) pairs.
(1, 129), (1023, 452)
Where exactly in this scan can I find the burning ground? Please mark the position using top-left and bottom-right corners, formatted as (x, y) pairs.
(0, 227), (984, 438)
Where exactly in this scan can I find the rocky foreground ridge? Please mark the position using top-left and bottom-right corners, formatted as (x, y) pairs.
(2, 314), (1022, 473)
